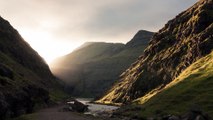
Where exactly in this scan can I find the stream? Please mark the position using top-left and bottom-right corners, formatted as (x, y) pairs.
(76, 98), (119, 117)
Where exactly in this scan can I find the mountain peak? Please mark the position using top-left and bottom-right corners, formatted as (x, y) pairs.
(135, 30), (154, 36)
(125, 30), (154, 47)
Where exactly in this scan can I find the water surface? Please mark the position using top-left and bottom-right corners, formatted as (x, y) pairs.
(76, 98), (119, 116)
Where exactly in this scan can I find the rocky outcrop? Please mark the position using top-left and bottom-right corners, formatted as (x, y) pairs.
(98, 0), (213, 104)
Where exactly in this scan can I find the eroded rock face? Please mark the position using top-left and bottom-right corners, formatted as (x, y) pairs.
(98, 0), (213, 104)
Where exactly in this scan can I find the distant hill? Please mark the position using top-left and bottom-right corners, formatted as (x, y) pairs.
(50, 30), (154, 97)
(0, 16), (67, 119)
(97, 0), (213, 117)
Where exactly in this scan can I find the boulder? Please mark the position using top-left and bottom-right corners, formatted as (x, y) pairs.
(68, 100), (88, 112)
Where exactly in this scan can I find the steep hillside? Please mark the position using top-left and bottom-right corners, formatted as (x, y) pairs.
(116, 51), (213, 118)
(50, 30), (153, 97)
(97, 0), (213, 104)
(0, 16), (67, 119)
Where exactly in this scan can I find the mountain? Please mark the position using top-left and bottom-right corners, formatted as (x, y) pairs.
(0, 16), (67, 119)
(115, 51), (213, 118)
(125, 30), (154, 48)
(50, 30), (154, 97)
(97, 0), (213, 107)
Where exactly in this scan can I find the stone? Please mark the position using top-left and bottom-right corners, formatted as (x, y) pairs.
(68, 100), (88, 112)
(168, 115), (180, 120)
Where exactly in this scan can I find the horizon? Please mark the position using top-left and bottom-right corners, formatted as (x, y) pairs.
(0, 0), (197, 63)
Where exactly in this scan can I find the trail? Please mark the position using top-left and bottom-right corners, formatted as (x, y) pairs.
(34, 104), (101, 120)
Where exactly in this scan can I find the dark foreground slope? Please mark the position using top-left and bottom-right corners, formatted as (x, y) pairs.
(97, 0), (213, 104)
(50, 30), (153, 97)
(0, 16), (66, 119)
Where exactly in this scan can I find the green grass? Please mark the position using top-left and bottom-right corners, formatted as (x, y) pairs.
(49, 88), (70, 102)
(118, 52), (213, 118)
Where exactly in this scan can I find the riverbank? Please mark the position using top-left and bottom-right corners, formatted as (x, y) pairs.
(74, 98), (119, 117)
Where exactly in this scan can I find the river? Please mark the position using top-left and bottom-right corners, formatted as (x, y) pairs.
(76, 98), (119, 117)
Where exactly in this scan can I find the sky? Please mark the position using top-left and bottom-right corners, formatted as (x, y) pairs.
(0, 0), (197, 63)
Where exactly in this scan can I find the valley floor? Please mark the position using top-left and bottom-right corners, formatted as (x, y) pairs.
(13, 104), (102, 120)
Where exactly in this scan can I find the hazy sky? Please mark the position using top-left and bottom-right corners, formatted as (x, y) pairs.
(0, 0), (197, 63)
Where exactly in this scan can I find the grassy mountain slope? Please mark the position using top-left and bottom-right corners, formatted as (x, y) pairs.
(50, 30), (153, 97)
(116, 51), (213, 118)
(97, 0), (213, 104)
(0, 16), (67, 119)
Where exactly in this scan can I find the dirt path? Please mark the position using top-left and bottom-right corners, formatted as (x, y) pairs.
(15, 103), (122, 120)
(33, 105), (101, 120)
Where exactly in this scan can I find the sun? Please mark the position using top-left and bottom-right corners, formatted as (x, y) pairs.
(18, 29), (79, 64)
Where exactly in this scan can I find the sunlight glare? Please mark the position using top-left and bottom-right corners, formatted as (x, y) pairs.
(19, 29), (81, 64)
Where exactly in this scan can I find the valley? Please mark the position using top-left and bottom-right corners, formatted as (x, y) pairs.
(0, 0), (212, 120)
(50, 30), (153, 98)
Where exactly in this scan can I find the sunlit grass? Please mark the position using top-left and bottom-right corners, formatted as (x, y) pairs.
(125, 51), (213, 117)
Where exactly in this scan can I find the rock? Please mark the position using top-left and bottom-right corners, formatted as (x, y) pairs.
(195, 115), (205, 120)
(181, 109), (212, 120)
(162, 115), (172, 120)
(68, 100), (88, 112)
(0, 64), (13, 79)
(168, 115), (180, 120)
(144, 109), (211, 120)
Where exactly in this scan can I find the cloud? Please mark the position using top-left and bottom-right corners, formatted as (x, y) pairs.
(0, 0), (197, 42)
(0, 0), (198, 62)
(80, 0), (198, 41)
